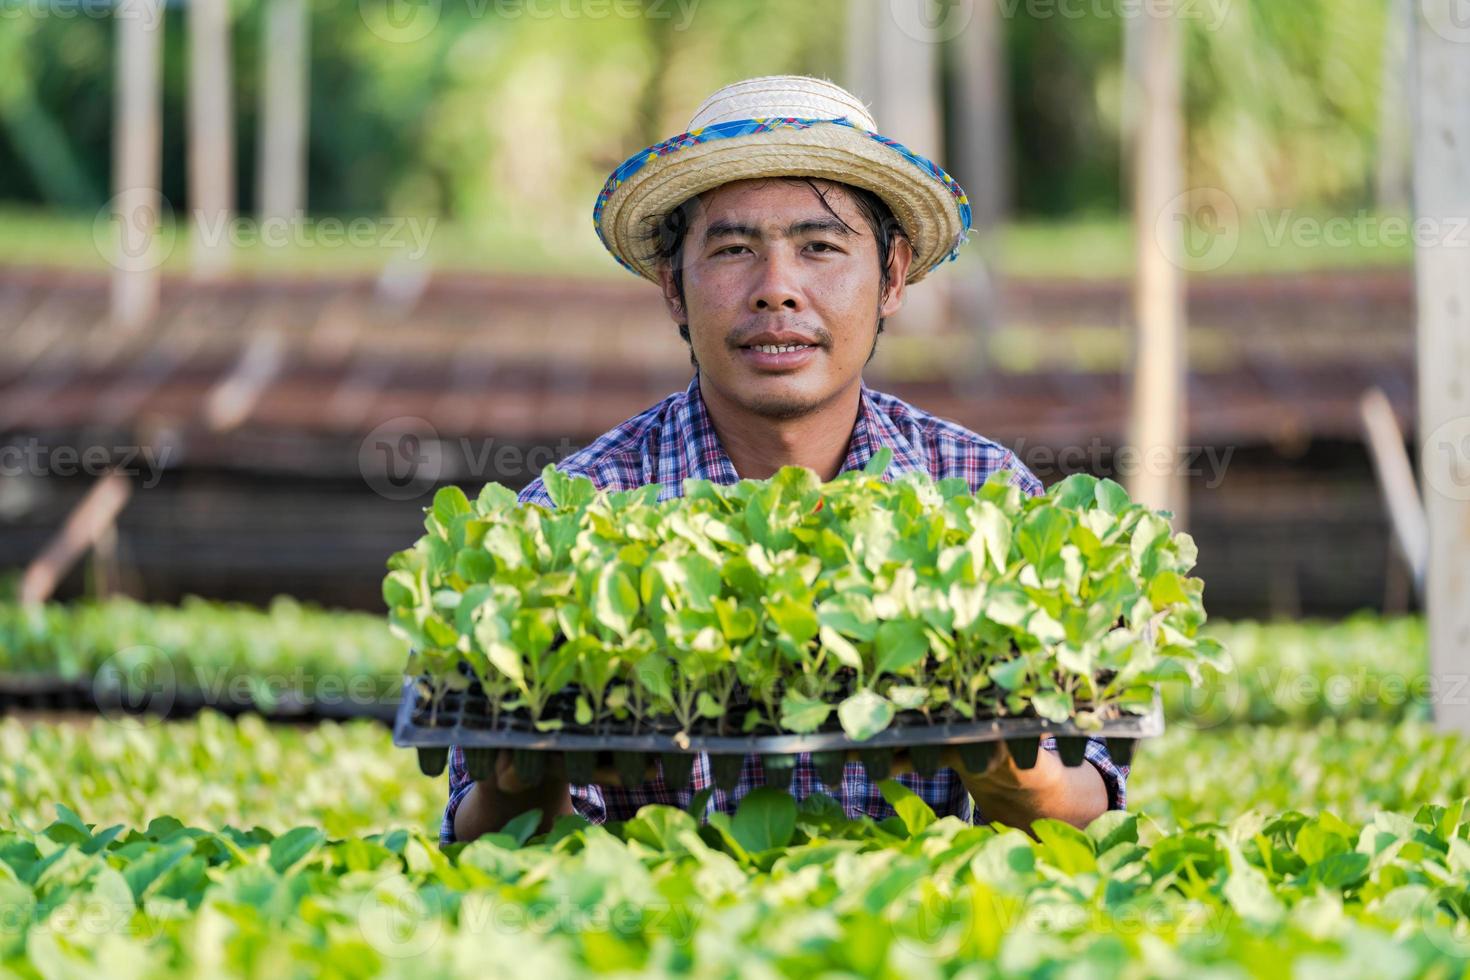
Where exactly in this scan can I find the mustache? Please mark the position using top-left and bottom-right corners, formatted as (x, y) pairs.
(725, 324), (832, 348)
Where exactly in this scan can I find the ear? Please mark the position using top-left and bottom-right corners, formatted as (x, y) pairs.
(657, 260), (687, 327)
(878, 235), (914, 318)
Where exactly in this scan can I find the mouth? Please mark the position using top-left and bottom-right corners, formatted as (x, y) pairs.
(737, 335), (822, 372)
(745, 342), (817, 355)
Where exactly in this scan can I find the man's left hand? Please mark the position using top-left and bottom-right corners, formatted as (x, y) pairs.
(939, 738), (1109, 832)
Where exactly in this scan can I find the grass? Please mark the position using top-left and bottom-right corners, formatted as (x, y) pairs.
(1, 205), (1414, 281)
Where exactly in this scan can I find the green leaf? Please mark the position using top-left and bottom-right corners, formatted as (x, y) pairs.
(818, 594), (878, 642)
(970, 501), (1012, 573)
(1032, 818), (1096, 874)
(1018, 508), (1070, 569)
(1031, 690), (1074, 723)
(878, 780), (936, 836)
(779, 691), (833, 733)
(1094, 478), (1131, 514)
(765, 596), (819, 647)
(268, 827), (325, 873)
(819, 625), (863, 671)
(500, 809), (543, 847)
(731, 788), (797, 852)
(122, 840), (194, 900)
(862, 447), (895, 477)
(837, 690), (895, 741)
(432, 486), (472, 527)
(594, 563), (640, 641)
(874, 619), (928, 676)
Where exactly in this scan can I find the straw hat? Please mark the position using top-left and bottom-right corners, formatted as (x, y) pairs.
(593, 74), (972, 286)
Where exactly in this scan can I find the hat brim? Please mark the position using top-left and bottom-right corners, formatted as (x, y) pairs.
(594, 118), (972, 286)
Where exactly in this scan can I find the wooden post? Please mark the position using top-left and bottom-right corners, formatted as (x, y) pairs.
(188, 0), (236, 277)
(949, 0), (1007, 367)
(846, 0), (949, 334)
(1359, 387), (1428, 590)
(1126, 1), (1187, 525)
(1413, 0), (1470, 735)
(950, 0), (1006, 235)
(19, 471), (133, 606)
(1376, 0), (1413, 212)
(110, 0), (166, 329)
(257, 0), (310, 224)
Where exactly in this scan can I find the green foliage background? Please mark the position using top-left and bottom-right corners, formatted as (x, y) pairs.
(0, 0), (1393, 234)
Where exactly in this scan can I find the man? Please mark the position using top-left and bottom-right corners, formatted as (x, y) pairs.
(444, 75), (1125, 845)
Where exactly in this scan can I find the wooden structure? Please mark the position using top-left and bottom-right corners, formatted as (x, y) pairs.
(1126, 3), (1187, 524)
(1413, 0), (1470, 735)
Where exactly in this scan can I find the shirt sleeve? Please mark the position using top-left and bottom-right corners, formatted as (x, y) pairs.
(570, 783), (608, 824)
(1003, 450), (1045, 498)
(440, 745), (475, 845)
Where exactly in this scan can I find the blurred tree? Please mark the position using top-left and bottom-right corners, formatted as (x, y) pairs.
(0, 0), (1394, 228)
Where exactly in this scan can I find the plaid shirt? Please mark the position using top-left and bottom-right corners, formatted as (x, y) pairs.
(441, 374), (1128, 843)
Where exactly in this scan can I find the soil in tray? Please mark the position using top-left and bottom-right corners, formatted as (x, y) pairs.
(413, 734), (1118, 788)
(407, 676), (1127, 739)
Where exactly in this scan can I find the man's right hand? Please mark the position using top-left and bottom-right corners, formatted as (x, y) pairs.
(452, 750), (573, 843)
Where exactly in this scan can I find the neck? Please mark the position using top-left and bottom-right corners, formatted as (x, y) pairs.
(698, 375), (862, 482)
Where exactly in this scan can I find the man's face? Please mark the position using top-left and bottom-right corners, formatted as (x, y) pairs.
(659, 178), (912, 420)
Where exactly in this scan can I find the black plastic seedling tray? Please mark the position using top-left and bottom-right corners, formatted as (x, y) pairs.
(394, 677), (1163, 791)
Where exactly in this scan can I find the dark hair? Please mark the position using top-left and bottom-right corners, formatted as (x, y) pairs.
(636, 177), (907, 367)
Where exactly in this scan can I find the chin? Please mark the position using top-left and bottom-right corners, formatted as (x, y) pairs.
(735, 382), (830, 420)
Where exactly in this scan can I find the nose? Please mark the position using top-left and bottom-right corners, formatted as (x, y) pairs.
(749, 246), (803, 313)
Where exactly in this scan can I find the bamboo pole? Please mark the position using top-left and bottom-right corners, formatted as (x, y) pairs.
(1126, 1), (1187, 524)
(19, 471), (133, 606)
(188, 0), (236, 277)
(846, 0), (949, 334)
(1359, 387), (1427, 590)
(257, 0), (309, 224)
(110, 0), (166, 329)
(1413, 0), (1470, 735)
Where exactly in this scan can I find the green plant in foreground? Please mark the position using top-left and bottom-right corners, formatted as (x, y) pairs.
(3, 787), (1468, 978)
(384, 454), (1226, 740)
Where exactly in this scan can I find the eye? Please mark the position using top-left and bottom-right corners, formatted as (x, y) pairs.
(716, 244), (751, 255)
(807, 241), (840, 253)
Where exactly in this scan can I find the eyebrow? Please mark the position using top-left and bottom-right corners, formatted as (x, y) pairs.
(702, 217), (858, 246)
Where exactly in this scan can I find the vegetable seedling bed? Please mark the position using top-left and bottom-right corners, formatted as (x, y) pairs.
(394, 677), (1162, 790)
(0, 673), (399, 724)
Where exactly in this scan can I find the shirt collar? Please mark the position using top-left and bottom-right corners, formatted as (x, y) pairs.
(657, 374), (928, 497)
